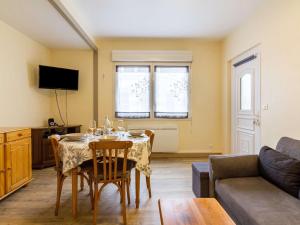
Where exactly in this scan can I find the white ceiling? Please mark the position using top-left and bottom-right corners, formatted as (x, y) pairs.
(0, 0), (264, 49)
(0, 0), (89, 49)
(61, 0), (264, 39)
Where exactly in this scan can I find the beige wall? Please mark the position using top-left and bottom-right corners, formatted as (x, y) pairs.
(0, 19), (94, 130)
(222, 0), (300, 150)
(50, 50), (94, 131)
(0, 20), (52, 127)
(97, 38), (222, 153)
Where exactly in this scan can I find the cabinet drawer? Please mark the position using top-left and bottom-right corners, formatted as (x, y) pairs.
(0, 134), (4, 144)
(6, 129), (31, 142)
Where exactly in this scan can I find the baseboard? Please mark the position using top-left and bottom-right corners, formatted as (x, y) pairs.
(151, 152), (222, 158)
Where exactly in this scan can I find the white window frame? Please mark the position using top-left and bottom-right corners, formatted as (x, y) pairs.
(113, 62), (192, 120)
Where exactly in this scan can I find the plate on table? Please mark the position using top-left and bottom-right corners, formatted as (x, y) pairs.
(99, 135), (118, 141)
(64, 133), (86, 141)
(128, 130), (145, 137)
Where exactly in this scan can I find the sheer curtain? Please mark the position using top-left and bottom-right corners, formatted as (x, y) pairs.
(154, 66), (189, 118)
(115, 66), (151, 118)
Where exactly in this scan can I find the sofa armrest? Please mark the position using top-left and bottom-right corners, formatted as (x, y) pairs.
(209, 154), (259, 197)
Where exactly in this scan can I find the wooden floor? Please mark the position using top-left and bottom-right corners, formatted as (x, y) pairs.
(0, 158), (207, 225)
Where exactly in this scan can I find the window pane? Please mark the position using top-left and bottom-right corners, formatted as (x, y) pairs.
(154, 66), (189, 118)
(240, 73), (252, 111)
(115, 66), (150, 118)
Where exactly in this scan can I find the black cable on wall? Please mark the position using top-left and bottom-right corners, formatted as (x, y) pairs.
(55, 89), (65, 125)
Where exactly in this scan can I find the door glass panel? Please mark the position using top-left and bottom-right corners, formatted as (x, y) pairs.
(240, 73), (252, 111)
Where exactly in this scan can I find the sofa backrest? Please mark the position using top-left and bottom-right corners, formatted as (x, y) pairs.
(276, 137), (300, 160)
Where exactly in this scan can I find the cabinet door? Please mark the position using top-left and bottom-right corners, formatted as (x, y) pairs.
(0, 144), (5, 197)
(42, 138), (54, 164)
(5, 138), (31, 192)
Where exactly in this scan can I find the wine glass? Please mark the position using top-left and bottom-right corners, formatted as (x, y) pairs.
(107, 121), (114, 134)
(88, 120), (97, 136)
(117, 120), (125, 131)
(117, 120), (126, 137)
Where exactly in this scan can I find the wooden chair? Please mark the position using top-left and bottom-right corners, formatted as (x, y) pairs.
(89, 140), (133, 225)
(144, 130), (155, 198)
(49, 135), (93, 216)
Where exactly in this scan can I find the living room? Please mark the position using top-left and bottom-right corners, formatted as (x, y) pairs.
(0, 0), (300, 225)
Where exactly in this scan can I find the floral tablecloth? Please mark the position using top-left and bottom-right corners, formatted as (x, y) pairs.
(58, 134), (152, 176)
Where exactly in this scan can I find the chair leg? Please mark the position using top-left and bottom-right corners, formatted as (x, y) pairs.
(89, 175), (94, 210)
(119, 181), (124, 204)
(121, 180), (127, 225)
(93, 183), (98, 225)
(55, 174), (65, 216)
(126, 178), (130, 205)
(128, 173), (132, 186)
(146, 176), (152, 198)
(80, 174), (84, 191)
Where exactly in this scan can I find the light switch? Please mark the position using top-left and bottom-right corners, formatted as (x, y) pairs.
(263, 105), (269, 110)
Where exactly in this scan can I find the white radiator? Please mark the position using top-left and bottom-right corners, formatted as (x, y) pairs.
(128, 124), (179, 152)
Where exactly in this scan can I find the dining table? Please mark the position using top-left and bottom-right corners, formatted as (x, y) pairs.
(58, 132), (152, 218)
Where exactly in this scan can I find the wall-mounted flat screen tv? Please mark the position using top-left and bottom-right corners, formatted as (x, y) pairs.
(39, 65), (79, 90)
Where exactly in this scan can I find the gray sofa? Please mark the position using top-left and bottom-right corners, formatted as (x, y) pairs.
(209, 137), (300, 225)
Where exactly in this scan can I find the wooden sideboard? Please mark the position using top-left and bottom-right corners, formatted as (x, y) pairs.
(0, 128), (32, 200)
(31, 125), (81, 169)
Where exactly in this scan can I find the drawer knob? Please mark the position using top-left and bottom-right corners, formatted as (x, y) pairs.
(18, 133), (23, 137)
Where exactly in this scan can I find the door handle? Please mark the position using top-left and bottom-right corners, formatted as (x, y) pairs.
(253, 119), (261, 126)
(257, 119), (261, 126)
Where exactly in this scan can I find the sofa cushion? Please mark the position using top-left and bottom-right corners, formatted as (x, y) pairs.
(209, 154), (259, 180)
(216, 177), (300, 225)
(276, 137), (300, 160)
(259, 146), (300, 197)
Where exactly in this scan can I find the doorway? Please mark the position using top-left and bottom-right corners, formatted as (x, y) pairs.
(231, 48), (261, 154)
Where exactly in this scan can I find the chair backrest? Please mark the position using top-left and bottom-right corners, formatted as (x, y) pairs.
(145, 130), (155, 151)
(49, 135), (61, 170)
(89, 141), (133, 182)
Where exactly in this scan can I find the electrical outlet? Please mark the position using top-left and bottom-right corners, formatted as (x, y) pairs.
(208, 144), (213, 150)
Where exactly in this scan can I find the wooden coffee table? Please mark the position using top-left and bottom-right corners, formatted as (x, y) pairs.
(158, 198), (236, 225)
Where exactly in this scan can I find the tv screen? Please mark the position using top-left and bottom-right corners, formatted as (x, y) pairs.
(39, 65), (79, 90)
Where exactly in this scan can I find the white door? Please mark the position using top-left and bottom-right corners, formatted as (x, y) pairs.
(232, 49), (261, 154)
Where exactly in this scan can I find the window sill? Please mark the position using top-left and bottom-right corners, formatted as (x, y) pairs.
(114, 117), (192, 122)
